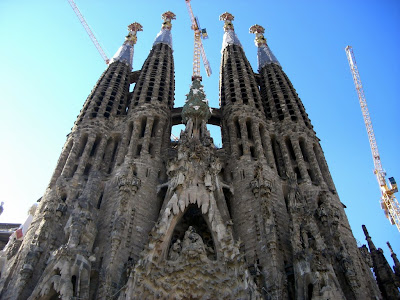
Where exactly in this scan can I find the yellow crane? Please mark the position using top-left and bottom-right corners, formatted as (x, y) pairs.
(185, 0), (212, 81)
(345, 46), (400, 232)
(67, 0), (109, 64)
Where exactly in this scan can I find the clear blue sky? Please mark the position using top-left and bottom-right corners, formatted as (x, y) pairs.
(0, 0), (399, 263)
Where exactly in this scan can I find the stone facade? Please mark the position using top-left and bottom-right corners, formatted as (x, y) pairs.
(0, 10), (399, 300)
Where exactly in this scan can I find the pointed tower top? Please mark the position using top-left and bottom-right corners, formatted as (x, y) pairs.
(387, 241), (400, 280)
(109, 22), (143, 68)
(220, 12), (242, 51)
(249, 24), (280, 70)
(362, 225), (377, 251)
(153, 11), (176, 49)
(388, 242), (395, 255)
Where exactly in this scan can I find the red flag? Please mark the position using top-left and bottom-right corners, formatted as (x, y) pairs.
(15, 228), (23, 240)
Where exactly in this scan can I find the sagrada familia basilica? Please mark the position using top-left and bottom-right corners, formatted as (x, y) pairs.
(0, 9), (399, 300)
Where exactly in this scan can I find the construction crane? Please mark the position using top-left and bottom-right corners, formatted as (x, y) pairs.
(185, 0), (212, 81)
(67, 0), (110, 64)
(345, 45), (400, 232)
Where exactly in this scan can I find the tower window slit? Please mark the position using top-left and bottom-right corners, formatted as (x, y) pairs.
(97, 192), (104, 209)
(107, 137), (120, 174)
(77, 135), (88, 158)
(140, 117), (147, 138)
(149, 143), (154, 157)
(71, 275), (77, 297)
(271, 135), (285, 177)
(90, 136), (101, 157)
(127, 122), (134, 147)
(307, 284), (314, 300)
(259, 125), (267, 158)
(151, 118), (159, 137)
(223, 187), (233, 219)
(246, 120), (253, 141)
(313, 144), (332, 188)
(294, 167), (302, 181)
(250, 146), (256, 159)
(299, 139), (309, 162)
(136, 144), (142, 157)
(238, 144), (244, 157)
(234, 118), (241, 139)
(83, 163), (92, 176)
(70, 164), (78, 178)
(285, 138), (296, 161)
(101, 137), (114, 170)
(308, 169), (317, 183)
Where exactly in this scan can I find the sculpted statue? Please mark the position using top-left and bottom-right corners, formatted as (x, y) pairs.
(169, 239), (182, 261)
(64, 200), (96, 251)
(181, 226), (207, 260)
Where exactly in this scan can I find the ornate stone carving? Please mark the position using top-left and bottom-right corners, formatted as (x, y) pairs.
(116, 162), (141, 196)
(20, 244), (43, 281)
(168, 239), (181, 261)
(119, 80), (261, 299)
(6, 240), (22, 260)
(64, 199), (96, 252)
(250, 164), (273, 199)
(337, 245), (360, 292)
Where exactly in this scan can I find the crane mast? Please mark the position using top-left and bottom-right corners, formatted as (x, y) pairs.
(345, 45), (400, 232)
(185, 0), (212, 81)
(67, 0), (109, 64)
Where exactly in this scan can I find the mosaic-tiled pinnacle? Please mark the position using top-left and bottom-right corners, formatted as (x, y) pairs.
(250, 24), (280, 70)
(153, 11), (176, 49)
(109, 22), (143, 68)
(220, 12), (242, 52)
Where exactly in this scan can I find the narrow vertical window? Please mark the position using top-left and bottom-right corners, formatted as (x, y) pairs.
(140, 117), (147, 138)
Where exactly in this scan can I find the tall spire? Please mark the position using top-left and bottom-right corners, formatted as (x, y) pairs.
(109, 22), (143, 68)
(153, 11), (176, 49)
(387, 242), (400, 281)
(219, 12), (242, 51)
(249, 24), (280, 71)
(362, 224), (377, 251)
(363, 225), (400, 299)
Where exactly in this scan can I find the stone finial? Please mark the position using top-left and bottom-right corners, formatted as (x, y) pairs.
(126, 22), (143, 45)
(161, 11), (176, 30)
(249, 24), (267, 47)
(219, 12), (235, 31)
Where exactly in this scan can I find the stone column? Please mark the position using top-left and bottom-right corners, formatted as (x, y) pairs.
(290, 137), (310, 183)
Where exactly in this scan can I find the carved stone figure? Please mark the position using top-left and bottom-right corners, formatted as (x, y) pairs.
(168, 239), (182, 261)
